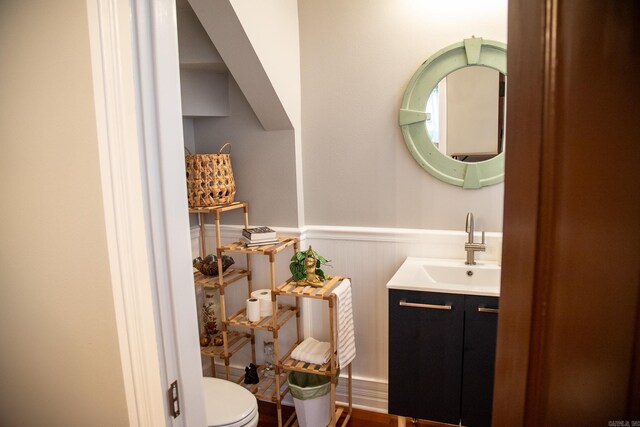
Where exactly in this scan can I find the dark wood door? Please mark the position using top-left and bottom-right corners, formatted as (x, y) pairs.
(388, 290), (464, 424)
(461, 296), (499, 427)
(494, 0), (640, 424)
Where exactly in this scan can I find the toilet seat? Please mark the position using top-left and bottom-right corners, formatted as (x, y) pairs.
(203, 377), (259, 427)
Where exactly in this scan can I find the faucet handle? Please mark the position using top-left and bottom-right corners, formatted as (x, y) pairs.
(481, 231), (485, 244)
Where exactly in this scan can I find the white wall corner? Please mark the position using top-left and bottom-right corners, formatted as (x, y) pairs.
(188, 0), (293, 131)
(229, 0), (302, 128)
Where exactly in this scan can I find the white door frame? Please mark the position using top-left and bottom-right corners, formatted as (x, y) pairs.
(87, 0), (206, 425)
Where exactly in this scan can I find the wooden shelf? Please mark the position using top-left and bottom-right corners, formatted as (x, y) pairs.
(188, 201), (247, 214)
(275, 276), (349, 378)
(200, 330), (251, 359)
(278, 342), (334, 376)
(275, 276), (346, 301)
(236, 366), (290, 403)
(193, 267), (249, 290)
(275, 274), (354, 427)
(226, 304), (297, 331)
(218, 238), (297, 257)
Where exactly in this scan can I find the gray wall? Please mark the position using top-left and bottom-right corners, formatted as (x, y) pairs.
(194, 79), (299, 226)
(0, 1), (129, 425)
(299, 0), (507, 231)
(191, 1), (507, 232)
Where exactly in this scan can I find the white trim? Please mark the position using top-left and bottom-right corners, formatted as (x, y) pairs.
(197, 223), (501, 239)
(194, 223), (501, 257)
(306, 224), (502, 244)
(87, 0), (166, 425)
(130, 0), (206, 425)
(89, 0), (208, 425)
(198, 223), (306, 241)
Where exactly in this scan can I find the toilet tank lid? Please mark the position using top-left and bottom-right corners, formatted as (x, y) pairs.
(202, 377), (258, 426)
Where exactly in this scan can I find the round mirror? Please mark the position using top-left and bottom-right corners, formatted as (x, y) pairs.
(399, 38), (507, 188)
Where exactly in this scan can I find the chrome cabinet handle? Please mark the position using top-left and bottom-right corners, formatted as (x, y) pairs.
(478, 307), (499, 314)
(399, 300), (452, 310)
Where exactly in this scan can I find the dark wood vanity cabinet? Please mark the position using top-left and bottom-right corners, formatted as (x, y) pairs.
(388, 289), (499, 427)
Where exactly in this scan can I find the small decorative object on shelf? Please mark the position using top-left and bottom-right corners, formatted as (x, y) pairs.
(213, 335), (223, 346)
(200, 333), (211, 347)
(290, 246), (332, 287)
(202, 302), (218, 335)
(193, 254), (235, 276)
(263, 341), (275, 376)
(185, 143), (236, 208)
(244, 363), (259, 384)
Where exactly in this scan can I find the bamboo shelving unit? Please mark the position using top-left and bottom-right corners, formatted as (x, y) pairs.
(191, 202), (256, 379)
(191, 202), (352, 427)
(216, 236), (299, 426)
(275, 276), (353, 427)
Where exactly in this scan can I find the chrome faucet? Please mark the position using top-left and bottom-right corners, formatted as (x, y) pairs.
(464, 212), (486, 265)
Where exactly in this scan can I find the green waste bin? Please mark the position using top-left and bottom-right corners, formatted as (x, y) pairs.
(288, 372), (332, 427)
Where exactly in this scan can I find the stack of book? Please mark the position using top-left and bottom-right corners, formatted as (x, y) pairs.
(241, 226), (278, 247)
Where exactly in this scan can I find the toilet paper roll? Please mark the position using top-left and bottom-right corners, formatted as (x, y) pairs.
(246, 298), (261, 322)
(251, 289), (273, 317)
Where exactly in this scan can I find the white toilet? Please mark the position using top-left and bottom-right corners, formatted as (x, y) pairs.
(203, 377), (259, 427)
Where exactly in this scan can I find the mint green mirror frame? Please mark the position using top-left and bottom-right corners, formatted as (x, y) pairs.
(399, 38), (507, 189)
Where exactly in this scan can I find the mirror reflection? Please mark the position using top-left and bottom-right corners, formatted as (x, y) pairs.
(426, 66), (506, 163)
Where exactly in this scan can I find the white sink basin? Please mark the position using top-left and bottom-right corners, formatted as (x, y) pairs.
(386, 257), (500, 296)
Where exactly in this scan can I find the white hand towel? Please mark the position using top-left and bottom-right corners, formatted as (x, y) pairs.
(292, 337), (317, 361)
(291, 336), (331, 365)
(332, 279), (356, 369)
(301, 340), (319, 362)
(307, 340), (330, 365)
(303, 341), (329, 365)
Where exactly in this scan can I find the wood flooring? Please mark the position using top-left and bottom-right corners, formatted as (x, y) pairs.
(256, 401), (451, 426)
(256, 401), (393, 426)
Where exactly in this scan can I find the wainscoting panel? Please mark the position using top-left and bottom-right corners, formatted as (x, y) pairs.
(192, 224), (502, 412)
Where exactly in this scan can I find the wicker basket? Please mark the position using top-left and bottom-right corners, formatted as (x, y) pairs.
(185, 143), (236, 207)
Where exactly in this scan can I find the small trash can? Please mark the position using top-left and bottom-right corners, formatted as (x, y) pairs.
(288, 371), (331, 427)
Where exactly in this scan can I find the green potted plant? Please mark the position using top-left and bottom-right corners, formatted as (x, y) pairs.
(289, 246), (331, 285)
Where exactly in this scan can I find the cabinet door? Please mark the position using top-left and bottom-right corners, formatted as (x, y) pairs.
(388, 290), (464, 424)
(461, 295), (499, 427)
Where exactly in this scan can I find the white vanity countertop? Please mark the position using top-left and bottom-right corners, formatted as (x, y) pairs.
(386, 257), (501, 297)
